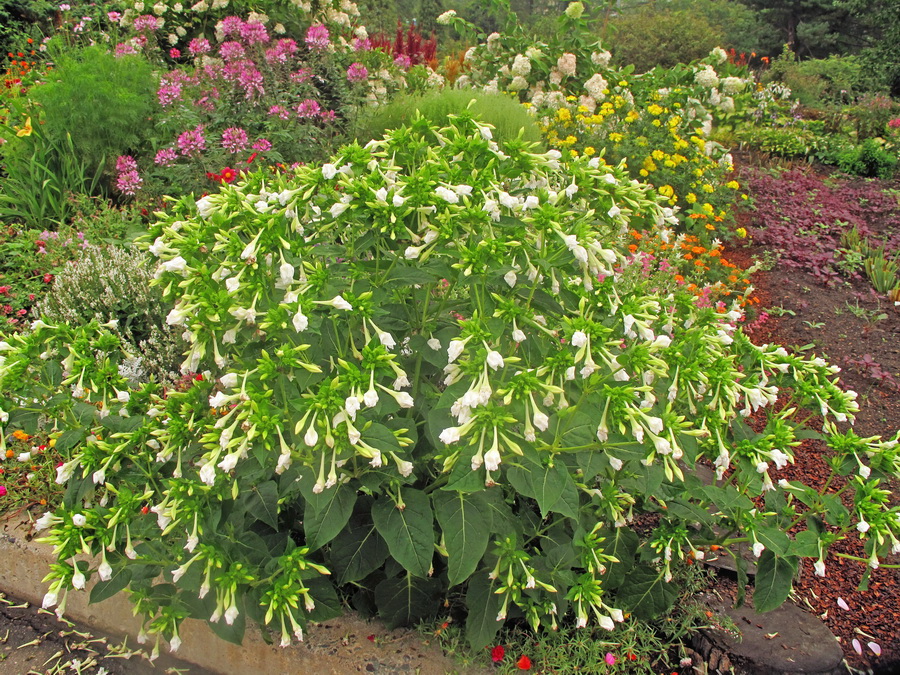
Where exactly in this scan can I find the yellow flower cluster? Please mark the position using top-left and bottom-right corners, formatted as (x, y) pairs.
(540, 88), (746, 239)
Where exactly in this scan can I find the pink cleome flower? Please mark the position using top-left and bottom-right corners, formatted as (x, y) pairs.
(347, 62), (368, 82)
(239, 21), (269, 45)
(221, 127), (249, 153)
(177, 125), (206, 156)
(188, 37), (212, 55)
(305, 24), (330, 50)
(154, 147), (178, 166)
(132, 14), (161, 33)
(296, 99), (321, 118)
(219, 16), (245, 38)
(252, 138), (272, 152)
(219, 40), (246, 61)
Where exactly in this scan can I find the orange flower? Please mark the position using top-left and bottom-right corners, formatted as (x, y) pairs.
(517, 655), (532, 670)
(12, 429), (31, 441)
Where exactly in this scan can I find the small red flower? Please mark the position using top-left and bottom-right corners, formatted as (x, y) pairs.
(0, 486), (7, 497)
(366, 634), (375, 642)
(141, 505), (150, 515)
(42, 273), (53, 283)
(35, 240), (46, 248)
(246, 152), (257, 164)
(516, 655), (531, 670)
(490, 645), (505, 663)
(219, 167), (237, 183)
(170, 47), (181, 58)
(194, 373), (204, 381)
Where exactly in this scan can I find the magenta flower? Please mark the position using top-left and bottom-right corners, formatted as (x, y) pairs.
(154, 147), (178, 166)
(107, 11), (121, 22)
(219, 15), (244, 38)
(177, 125), (206, 156)
(296, 99), (321, 118)
(347, 62), (368, 83)
(604, 653), (616, 666)
(268, 105), (290, 120)
(291, 68), (311, 83)
(219, 40), (246, 61)
(394, 54), (412, 70)
(239, 21), (269, 45)
(116, 155), (138, 173)
(221, 127), (249, 153)
(169, 47), (181, 59)
(114, 42), (137, 57)
(351, 37), (371, 52)
(305, 24), (330, 50)
(0, 486), (6, 497)
(252, 138), (272, 152)
(157, 81), (182, 106)
(188, 37), (212, 55)
(132, 14), (160, 33)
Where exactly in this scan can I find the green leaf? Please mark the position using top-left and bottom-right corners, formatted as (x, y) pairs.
(548, 476), (581, 520)
(507, 455), (570, 518)
(615, 564), (677, 619)
(753, 552), (797, 613)
(304, 485), (357, 550)
(599, 526), (639, 588)
(789, 530), (820, 557)
(329, 520), (390, 585)
(465, 572), (503, 651)
(246, 481), (279, 530)
(89, 567), (131, 604)
(304, 577), (342, 622)
(54, 429), (86, 454)
(756, 526), (790, 556)
(374, 573), (441, 629)
(371, 488), (434, 578)
(433, 491), (491, 586)
(207, 605), (246, 645)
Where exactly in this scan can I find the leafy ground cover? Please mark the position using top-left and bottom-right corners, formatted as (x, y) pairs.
(733, 163), (900, 673)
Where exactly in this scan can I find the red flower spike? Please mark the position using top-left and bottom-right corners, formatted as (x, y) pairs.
(246, 152), (257, 164)
(490, 645), (505, 663)
(516, 655), (531, 670)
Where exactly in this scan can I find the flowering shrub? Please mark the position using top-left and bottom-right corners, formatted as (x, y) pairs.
(2, 117), (898, 657)
(441, 5), (753, 238)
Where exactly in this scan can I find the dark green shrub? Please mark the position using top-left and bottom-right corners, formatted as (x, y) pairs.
(607, 7), (724, 72)
(353, 89), (543, 147)
(29, 44), (155, 185)
(836, 139), (898, 178)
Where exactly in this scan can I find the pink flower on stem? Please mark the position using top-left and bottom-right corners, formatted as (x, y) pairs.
(394, 54), (412, 70)
(107, 11), (121, 22)
(252, 138), (272, 152)
(347, 62), (368, 82)
(116, 155), (138, 173)
(188, 37), (212, 55)
(296, 99), (321, 118)
(604, 653), (616, 666)
(115, 42), (137, 57)
(157, 81), (182, 106)
(221, 127), (249, 153)
(219, 16), (244, 38)
(352, 37), (371, 51)
(219, 41), (246, 61)
(0, 486), (7, 497)
(305, 24), (330, 50)
(132, 15), (160, 33)
(239, 21), (269, 45)
(268, 105), (290, 120)
(154, 147), (178, 166)
(177, 125), (206, 156)
(169, 47), (181, 59)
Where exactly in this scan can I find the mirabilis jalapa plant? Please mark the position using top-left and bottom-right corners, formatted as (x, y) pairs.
(1, 115), (898, 656)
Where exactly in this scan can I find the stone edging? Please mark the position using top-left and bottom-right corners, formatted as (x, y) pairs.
(0, 513), (466, 675)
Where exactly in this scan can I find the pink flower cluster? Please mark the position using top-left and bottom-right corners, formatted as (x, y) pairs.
(177, 125), (206, 156)
(132, 14), (161, 33)
(154, 147), (178, 166)
(888, 118), (900, 129)
(218, 15), (269, 45)
(305, 24), (330, 50)
(264, 39), (299, 65)
(189, 37), (212, 56)
(346, 62), (368, 83)
(219, 41), (246, 61)
(115, 155), (142, 195)
(221, 127), (249, 153)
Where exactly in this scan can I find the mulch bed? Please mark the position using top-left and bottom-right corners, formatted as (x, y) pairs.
(723, 163), (900, 673)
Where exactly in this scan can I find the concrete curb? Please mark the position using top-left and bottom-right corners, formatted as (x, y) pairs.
(0, 512), (470, 675)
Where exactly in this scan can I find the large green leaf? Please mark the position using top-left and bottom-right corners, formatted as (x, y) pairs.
(755, 525), (790, 556)
(89, 567), (132, 604)
(371, 488), (434, 578)
(599, 526), (639, 588)
(753, 552), (797, 613)
(507, 455), (571, 518)
(465, 572), (503, 651)
(304, 484), (357, 550)
(374, 573), (441, 629)
(433, 491), (491, 586)
(328, 520), (390, 585)
(246, 481), (280, 530)
(615, 564), (677, 619)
